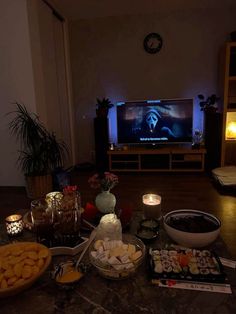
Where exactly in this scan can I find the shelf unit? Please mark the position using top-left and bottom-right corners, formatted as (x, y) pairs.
(220, 42), (236, 166)
(108, 147), (206, 172)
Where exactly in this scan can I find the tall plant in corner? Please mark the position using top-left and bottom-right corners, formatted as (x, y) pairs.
(8, 103), (68, 198)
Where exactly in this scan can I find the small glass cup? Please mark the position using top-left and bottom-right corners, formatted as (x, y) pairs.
(55, 190), (82, 237)
(31, 198), (54, 244)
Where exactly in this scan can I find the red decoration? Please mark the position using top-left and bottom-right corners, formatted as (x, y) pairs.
(82, 202), (99, 221)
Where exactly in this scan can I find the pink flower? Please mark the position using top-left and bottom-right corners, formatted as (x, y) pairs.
(88, 172), (118, 191)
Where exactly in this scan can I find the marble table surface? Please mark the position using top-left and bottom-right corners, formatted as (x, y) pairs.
(0, 211), (236, 314)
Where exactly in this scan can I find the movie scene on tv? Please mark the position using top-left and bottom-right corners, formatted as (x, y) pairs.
(117, 101), (193, 144)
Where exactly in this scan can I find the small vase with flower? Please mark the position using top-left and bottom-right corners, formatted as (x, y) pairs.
(88, 172), (118, 214)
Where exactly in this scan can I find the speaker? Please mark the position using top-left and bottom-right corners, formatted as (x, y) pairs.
(204, 112), (223, 172)
(94, 117), (109, 171)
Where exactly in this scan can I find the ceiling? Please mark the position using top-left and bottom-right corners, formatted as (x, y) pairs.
(49, 0), (236, 20)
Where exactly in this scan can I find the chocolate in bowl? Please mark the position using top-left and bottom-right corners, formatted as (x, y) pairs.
(167, 215), (219, 233)
(163, 209), (221, 248)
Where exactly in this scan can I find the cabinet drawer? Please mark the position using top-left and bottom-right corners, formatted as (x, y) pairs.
(184, 154), (202, 161)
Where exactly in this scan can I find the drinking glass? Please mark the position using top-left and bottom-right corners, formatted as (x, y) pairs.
(30, 198), (54, 245)
(54, 190), (82, 237)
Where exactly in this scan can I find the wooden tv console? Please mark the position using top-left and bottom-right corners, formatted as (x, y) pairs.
(107, 147), (206, 172)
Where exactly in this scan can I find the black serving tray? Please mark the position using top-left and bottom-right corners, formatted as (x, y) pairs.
(148, 247), (227, 284)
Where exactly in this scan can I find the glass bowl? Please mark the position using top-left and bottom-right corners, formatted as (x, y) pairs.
(89, 234), (145, 280)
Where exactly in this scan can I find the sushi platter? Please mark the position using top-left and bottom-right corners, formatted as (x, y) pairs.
(148, 247), (227, 284)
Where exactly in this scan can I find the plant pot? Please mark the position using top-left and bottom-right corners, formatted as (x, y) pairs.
(25, 174), (53, 199)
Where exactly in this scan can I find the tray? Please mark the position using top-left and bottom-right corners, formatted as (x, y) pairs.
(148, 247), (227, 284)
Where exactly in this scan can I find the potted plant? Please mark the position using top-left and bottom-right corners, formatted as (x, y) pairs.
(8, 103), (68, 198)
(96, 98), (113, 118)
(198, 94), (220, 113)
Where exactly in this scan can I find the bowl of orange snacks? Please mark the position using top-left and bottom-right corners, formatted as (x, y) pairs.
(0, 242), (51, 298)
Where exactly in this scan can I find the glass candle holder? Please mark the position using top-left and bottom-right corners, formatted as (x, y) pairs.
(45, 191), (63, 208)
(142, 194), (162, 220)
(5, 214), (24, 236)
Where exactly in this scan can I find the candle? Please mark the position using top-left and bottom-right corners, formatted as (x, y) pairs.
(142, 194), (162, 220)
(45, 191), (63, 208)
(5, 214), (24, 236)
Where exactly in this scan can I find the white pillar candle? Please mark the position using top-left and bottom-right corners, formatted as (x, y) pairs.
(142, 194), (162, 220)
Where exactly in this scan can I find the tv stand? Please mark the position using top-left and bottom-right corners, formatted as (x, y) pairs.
(107, 147), (206, 172)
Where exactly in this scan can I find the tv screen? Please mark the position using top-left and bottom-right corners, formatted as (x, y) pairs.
(116, 98), (193, 145)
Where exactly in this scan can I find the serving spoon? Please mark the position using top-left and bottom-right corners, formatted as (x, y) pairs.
(75, 228), (97, 269)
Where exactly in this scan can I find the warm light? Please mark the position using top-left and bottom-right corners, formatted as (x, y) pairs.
(226, 121), (236, 139)
(142, 194), (162, 220)
(45, 191), (63, 208)
(5, 214), (23, 236)
(142, 194), (161, 206)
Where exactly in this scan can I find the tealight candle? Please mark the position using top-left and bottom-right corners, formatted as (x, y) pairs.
(5, 214), (24, 236)
(45, 191), (63, 208)
(142, 194), (162, 220)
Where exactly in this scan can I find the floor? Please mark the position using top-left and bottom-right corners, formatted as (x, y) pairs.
(0, 171), (236, 258)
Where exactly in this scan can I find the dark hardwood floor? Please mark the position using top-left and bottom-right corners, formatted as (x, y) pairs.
(1, 171), (236, 258)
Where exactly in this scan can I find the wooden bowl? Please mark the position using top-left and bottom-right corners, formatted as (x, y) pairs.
(0, 242), (51, 298)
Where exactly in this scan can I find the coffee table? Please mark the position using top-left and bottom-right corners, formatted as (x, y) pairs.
(0, 211), (236, 314)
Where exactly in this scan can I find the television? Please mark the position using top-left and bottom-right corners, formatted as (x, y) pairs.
(116, 98), (193, 145)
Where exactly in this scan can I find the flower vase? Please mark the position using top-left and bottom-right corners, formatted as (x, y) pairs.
(95, 190), (116, 214)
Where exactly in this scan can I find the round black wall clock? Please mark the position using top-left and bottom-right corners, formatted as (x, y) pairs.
(143, 33), (163, 54)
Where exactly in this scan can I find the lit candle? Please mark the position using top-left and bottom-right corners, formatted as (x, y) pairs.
(142, 194), (162, 220)
(45, 191), (63, 208)
(5, 214), (24, 236)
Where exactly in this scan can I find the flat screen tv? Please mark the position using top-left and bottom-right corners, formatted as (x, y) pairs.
(116, 98), (193, 145)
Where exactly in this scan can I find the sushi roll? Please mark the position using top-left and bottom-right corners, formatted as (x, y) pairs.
(161, 249), (169, 256)
(199, 268), (210, 275)
(207, 257), (216, 268)
(202, 250), (211, 257)
(161, 255), (170, 262)
(189, 257), (197, 263)
(162, 261), (171, 268)
(154, 261), (163, 273)
(173, 265), (182, 273)
(189, 266), (200, 275)
(169, 250), (178, 256)
(185, 249), (193, 256)
(153, 254), (161, 261)
(210, 268), (220, 275)
(193, 250), (201, 257)
(197, 257), (208, 267)
(163, 264), (172, 272)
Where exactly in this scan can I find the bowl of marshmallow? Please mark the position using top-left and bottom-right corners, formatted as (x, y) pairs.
(89, 234), (145, 280)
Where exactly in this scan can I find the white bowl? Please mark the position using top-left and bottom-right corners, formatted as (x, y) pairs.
(163, 209), (221, 248)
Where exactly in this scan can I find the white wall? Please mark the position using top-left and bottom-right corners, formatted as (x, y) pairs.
(69, 7), (236, 163)
(0, 0), (36, 186)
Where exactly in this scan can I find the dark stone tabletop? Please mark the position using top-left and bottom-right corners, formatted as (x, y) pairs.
(0, 210), (236, 314)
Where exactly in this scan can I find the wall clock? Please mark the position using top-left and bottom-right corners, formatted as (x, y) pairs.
(143, 33), (163, 54)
